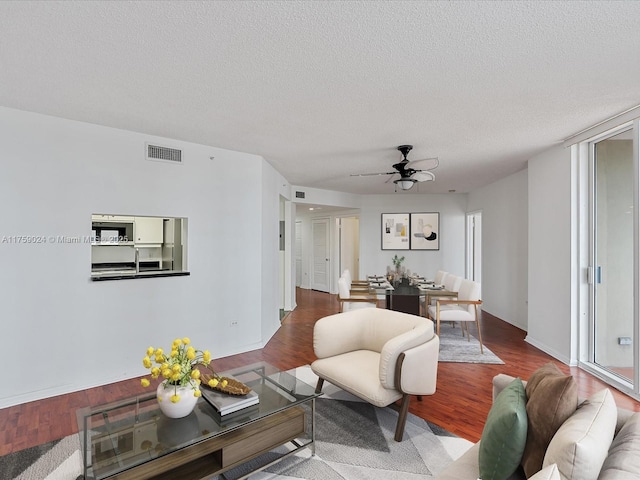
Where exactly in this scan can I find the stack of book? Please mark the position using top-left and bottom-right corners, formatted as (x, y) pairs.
(201, 386), (259, 418)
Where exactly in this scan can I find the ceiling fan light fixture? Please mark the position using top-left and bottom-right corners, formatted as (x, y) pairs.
(394, 178), (417, 190)
(411, 171), (435, 182)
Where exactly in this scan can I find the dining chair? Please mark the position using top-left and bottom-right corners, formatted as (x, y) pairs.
(337, 276), (378, 312)
(427, 279), (484, 353)
(420, 273), (461, 316)
(431, 274), (462, 300)
(432, 270), (448, 285)
(342, 269), (370, 291)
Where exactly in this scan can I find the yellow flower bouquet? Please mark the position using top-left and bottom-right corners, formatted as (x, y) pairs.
(141, 337), (227, 405)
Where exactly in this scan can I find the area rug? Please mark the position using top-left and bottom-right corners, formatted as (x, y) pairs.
(0, 434), (83, 480)
(437, 323), (504, 364)
(0, 367), (472, 480)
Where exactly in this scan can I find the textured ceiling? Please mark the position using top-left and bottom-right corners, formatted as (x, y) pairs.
(1, 1), (640, 194)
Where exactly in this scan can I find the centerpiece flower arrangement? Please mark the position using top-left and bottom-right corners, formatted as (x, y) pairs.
(140, 337), (227, 407)
(392, 254), (405, 270)
(389, 255), (406, 283)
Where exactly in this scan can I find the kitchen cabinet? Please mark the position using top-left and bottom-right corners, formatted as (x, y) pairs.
(91, 214), (135, 223)
(134, 217), (164, 245)
(91, 218), (134, 245)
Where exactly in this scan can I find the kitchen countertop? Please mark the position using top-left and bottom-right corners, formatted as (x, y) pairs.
(91, 270), (190, 281)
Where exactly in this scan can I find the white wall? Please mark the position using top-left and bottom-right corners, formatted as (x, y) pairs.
(0, 107), (285, 408)
(468, 169), (529, 329)
(527, 144), (574, 364)
(358, 194), (467, 281)
(261, 162), (291, 340)
(292, 185), (361, 209)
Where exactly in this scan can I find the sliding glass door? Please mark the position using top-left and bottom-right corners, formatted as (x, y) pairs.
(590, 128), (635, 385)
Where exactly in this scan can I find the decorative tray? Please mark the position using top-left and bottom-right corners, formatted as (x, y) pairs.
(201, 374), (252, 396)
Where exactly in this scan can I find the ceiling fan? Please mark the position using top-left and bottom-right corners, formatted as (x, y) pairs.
(351, 145), (439, 190)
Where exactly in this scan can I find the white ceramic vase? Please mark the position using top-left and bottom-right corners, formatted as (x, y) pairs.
(156, 383), (198, 419)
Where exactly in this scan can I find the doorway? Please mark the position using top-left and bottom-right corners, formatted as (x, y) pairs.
(338, 216), (360, 279)
(295, 221), (302, 287)
(466, 211), (482, 283)
(311, 218), (330, 292)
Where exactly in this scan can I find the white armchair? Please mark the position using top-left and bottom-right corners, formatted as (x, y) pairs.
(311, 308), (440, 441)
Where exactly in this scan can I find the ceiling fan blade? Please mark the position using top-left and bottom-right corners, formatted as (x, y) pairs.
(411, 170), (435, 182)
(350, 171), (397, 177)
(407, 157), (439, 171)
(384, 173), (399, 184)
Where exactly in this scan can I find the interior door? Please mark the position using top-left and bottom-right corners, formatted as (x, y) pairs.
(311, 218), (330, 292)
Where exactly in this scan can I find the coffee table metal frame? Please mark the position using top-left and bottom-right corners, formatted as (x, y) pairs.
(76, 362), (320, 480)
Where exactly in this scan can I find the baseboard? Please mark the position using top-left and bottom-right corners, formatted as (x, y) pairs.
(524, 335), (573, 366)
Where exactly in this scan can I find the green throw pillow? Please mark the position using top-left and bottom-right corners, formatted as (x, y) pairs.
(479, 378), (528, 480)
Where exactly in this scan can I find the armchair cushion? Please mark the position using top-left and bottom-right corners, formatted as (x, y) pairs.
(313, 310), (371, 358)
(310, 350), (402, 406)
(479, 378), (528, 480)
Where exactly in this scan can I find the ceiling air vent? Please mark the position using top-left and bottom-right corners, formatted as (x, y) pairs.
(146, 143), (182, 164)
(295, 191), (306, 199)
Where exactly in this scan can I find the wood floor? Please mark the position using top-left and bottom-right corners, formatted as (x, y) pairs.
(1, 288), (639, 457)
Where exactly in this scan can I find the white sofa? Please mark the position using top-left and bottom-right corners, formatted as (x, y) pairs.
(311, 308), (439, 441)
(437, 372), (640, 480)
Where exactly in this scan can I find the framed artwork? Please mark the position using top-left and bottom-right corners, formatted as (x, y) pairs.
(381, 213), (410, 250)
(410, 212), (440, 250)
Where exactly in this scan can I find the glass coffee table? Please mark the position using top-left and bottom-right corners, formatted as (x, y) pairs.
(76, 362), (321, 480)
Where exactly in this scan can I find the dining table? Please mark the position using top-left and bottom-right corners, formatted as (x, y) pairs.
(368, 277), (458, 316)
(367, 278), (452, 316)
